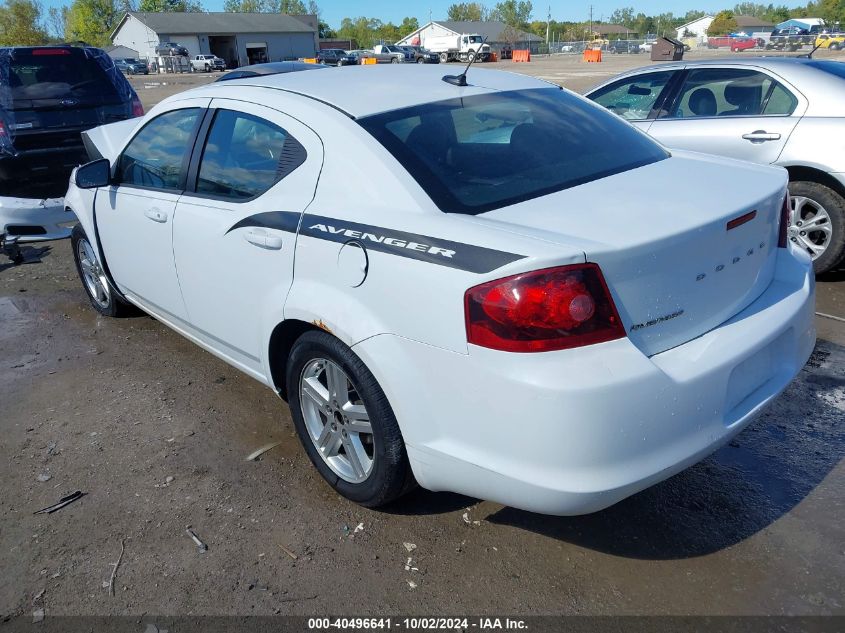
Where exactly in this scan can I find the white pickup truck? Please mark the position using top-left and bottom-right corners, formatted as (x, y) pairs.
(424, 33), (491, 62)
(191, 55), (226, 72)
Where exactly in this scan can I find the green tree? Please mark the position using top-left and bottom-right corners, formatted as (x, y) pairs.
(337, 16), (382, 48)
(278, 0), (305, 12)
(223, 0), (270, 11)
(490, 0), (532, 27)
(609, 6), (634, 26)
(139, 0), (201, 11)
(707, 10), (738, 35)
(64, 0), (121, 46)
(0, 0), (48, 45)
(398, 16), (418, 37)
(817, 0), (845, 24)
(446, 2), (487, 21)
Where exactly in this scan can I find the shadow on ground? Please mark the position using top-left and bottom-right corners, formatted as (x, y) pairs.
(0, 244), (51, 273)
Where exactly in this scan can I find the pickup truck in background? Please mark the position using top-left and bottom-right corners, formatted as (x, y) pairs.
(766, 26), (813, 51)
(191, 55), (226, 72)
(707, 35), (757, 51)
(372, 44), (415, 63)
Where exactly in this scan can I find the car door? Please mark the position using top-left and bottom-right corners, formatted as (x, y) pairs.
(646, 66), (806, 165)
(587, 69), (681, 134)
(96, 99), (209, 320)
(172, 99), (322, 373)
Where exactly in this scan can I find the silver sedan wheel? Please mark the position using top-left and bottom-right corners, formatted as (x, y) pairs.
(77, 238), (111, 309)
(299, 358), (374, 484)
(789, 195), (833, 260)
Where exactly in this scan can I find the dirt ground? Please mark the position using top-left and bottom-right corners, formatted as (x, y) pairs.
(1, 50), (844, 620)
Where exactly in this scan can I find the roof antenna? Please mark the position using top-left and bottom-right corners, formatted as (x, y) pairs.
(443, 36), (487, 86)
(799, 40), (823, 58)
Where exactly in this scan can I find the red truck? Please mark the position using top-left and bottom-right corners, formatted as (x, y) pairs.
(707, 36), (757, 51)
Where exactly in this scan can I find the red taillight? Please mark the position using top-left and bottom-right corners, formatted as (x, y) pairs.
(778, 191), (790, 248)
(32, 48), (71, 55)
(464, 263), (626, 353)
(0, 120), (7, 141)
(131, 97), (144, 117)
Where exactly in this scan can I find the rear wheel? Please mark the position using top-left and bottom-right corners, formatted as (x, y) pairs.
(71, 226), (134, 317)
(391, 57), (399, 63)
(439, 52), (448, 63)
(787, 180), (845, 273)
(416, 56), (425, 63)
(336, 60), (343, 67)
(286, 330), (413, 507)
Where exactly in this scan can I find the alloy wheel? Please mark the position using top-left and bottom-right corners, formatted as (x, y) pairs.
(299, 358), (375, 483)
(77, 238), (111, 308)
(788, 195), (833, 260)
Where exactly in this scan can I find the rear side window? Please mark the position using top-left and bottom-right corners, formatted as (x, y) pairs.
(8, 50), (120, 103)
(359, 88), (668, 215)
(664, 68), (797, 118)
(195, 109), (306, 200)
(117, 108), (200, 190)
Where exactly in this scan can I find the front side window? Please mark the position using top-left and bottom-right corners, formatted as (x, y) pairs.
(590, 71), (676, 120)
(664, 68), (797, 118)
(195, 109), (306, 200)
(117, 108), (200, 190)
(360, 88), (668, 215)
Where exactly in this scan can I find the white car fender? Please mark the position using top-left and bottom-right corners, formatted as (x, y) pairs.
(64, 178), (99, 253)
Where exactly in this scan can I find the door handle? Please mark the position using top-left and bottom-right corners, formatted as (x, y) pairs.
(144, 208), (168, 223)
(243, 229), (282, 250)
(742, 131), (781, 143)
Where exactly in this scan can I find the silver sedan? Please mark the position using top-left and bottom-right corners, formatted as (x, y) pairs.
(586, 57), (845, 273)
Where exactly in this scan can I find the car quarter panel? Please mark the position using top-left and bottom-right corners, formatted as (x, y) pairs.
(352, 246), (815, 514)
(777, 116), (845, 174)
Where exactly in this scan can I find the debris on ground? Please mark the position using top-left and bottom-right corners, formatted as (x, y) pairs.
(404, 557), (418, 572)
(353, 522), (364, 534)
(403, 542), (417, 552)
(36, 474), (52, 482)
(185, 526), (208, 553)
(278, 544), (298, 560)
(34, 490), (84, 514)
(105, 539), (126, 596)
(461, 511), (481, 526)
(245, 441), (282, 461)
(32, 589), (45, 603)
(407, 580), (418, 590)
(32, 608), (44, 623)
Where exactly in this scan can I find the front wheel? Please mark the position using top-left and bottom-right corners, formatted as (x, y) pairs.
(286, 330), (414, 507)
(416, 57), (425, 64)
(788, 181), (845, 274)
(439, 52), (448, 63)
(71, 226), (134, 317)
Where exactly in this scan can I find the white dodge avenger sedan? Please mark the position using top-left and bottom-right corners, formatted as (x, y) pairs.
(65, 65), (815, 515)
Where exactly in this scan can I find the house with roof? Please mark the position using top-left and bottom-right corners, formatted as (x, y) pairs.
(396, 20), (544, 55)
(110, 12), (319, 68)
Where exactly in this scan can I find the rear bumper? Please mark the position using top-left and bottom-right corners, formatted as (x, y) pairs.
(0, 196), (74, 241)
(352, 248), (815, 515)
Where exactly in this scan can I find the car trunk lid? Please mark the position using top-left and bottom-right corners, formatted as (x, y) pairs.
(479, 153), (787, 356)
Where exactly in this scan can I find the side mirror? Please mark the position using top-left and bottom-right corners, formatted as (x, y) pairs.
(75, 158), (111, 188)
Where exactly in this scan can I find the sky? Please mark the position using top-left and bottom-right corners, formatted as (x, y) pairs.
(40, 0), (805, 30)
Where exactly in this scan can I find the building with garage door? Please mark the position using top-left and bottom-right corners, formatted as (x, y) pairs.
(110, 12), (318, 69)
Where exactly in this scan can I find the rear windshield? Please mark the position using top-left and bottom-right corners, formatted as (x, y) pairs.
(807, 60), (845, 80)
(9, 51), (120, 103)
(359, 88), (668, 214)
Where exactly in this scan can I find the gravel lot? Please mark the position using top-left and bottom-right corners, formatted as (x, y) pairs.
(1, 50), (843, 620)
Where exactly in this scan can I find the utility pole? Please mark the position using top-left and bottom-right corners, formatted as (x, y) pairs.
(546, 5), (551, 45)
(589, 5), (593, 42)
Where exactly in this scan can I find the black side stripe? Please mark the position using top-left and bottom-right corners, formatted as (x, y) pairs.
(226, 211), (525, 274)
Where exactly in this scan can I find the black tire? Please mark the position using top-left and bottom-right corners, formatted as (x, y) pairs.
(416, 57), (425, 64)
(71, 225), (134, 317)
(788, 180), (845, 274)
(391, 57), (399, 63)
(286, 330), (414, 507)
